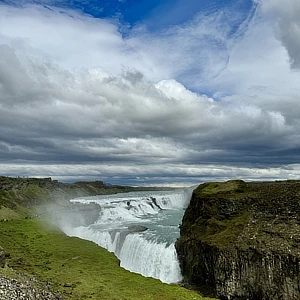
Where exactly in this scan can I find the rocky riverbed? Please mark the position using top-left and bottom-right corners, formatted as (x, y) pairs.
(0, 275), (61, 300)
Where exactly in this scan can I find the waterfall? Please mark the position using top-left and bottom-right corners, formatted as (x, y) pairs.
(119, 234), (182, 283)
(63, 189), (191, 283)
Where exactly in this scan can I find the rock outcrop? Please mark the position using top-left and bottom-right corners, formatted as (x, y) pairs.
(128, 225), (148, 233)
(0, 246), (5, 268)
(176, 180), (300, 300)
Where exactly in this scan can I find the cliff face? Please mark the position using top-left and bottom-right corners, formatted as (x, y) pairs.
(176, 180), (300, 300)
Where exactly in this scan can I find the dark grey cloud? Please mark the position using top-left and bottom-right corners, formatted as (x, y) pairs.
(0, 44), (299, 178)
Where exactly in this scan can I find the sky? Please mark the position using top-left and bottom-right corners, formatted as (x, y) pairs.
(0, 0), (300, 186)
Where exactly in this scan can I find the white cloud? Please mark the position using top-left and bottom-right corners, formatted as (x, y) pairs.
(0, 5), (128, 71)
(0, 162), (299, 186)
(0, 3), (257, 88)
(127, 10), (237, 89)
(261, 0), (300, 69)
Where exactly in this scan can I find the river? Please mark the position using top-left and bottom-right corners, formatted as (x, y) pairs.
(62, 189), (192, 283)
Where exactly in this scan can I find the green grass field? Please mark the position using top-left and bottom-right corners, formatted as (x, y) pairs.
(0, 218), (213, 300)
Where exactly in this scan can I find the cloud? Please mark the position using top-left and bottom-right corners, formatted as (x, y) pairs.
(261, 0), (300, 69)
(1, 2), (300, 185)
(0, 162), (300, 186)
(127, 10), (241, 90)
(0, 4), (129, 72)
(0, 45), (297, 163)
(0, 2), (257, 89)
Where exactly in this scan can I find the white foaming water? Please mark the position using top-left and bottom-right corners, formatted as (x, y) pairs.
(119, 233), (182, 283)
(63, 189), (192, 283)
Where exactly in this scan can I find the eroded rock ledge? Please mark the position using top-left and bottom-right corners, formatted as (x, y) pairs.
(175, 180), (300, 300)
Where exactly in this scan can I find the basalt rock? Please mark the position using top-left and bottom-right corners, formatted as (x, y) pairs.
(176, 180), (300, 300)
(0, 246), (5, 268)
(128, 225), (148, 233)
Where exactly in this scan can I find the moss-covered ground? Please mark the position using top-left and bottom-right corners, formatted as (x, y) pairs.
(0, 218), (212, 300)
(179, 179), (300, 251)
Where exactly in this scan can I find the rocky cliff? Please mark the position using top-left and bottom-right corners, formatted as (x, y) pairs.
(176, 180), (300, 300)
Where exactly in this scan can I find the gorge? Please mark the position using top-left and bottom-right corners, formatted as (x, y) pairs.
(2, 176), (300, 299)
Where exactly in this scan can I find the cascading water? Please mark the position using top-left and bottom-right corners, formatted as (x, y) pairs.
(62, 189), (192, 283)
